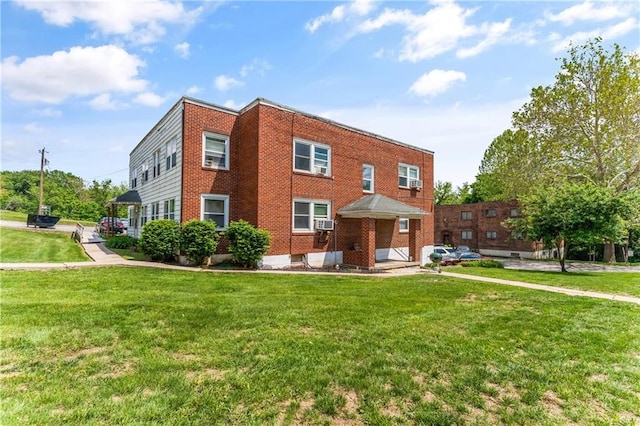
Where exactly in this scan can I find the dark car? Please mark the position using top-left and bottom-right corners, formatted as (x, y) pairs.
(440, 254), (461, 266)
(97, 217), (125, 234)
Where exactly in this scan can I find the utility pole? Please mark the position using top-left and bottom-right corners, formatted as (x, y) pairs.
(38, 147), (48, 215)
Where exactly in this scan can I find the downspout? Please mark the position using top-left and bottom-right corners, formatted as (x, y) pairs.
(289, 112), (295, 259)
(180, 100), (185, 223)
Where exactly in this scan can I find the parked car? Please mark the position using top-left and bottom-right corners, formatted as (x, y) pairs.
(118, 218), (129, 231)
(457, 252), (482, 262)
(440, 254), (461, 266)
(96, 217), (125, 234)
(455, 245), (470, 253)
(433, 246), (456, 257)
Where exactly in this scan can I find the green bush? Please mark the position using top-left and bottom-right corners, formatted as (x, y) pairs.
(460, 260), (504, 268)
(139, 219), (180, 262)
(224, 219), (271, 269)
(105, 235), (138, 250)
(180, 220), (219, 266)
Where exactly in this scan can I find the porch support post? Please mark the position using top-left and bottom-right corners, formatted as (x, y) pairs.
(409, 218), (422, 263)
(361, 217), (376, 269)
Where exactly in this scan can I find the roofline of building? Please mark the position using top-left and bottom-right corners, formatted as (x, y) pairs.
(131, 95), (434, 157)
(242, 97), (435, 156)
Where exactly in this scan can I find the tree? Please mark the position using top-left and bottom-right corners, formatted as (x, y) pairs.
(509, 183), (639, 272)
(434, 181), (458, 205)
(480, 38), (639, 261)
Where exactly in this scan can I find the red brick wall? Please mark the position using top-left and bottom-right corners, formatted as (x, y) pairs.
(179, 100), (435, 258)
(434, 201), (533, 252)
(180, 102), (237, 222)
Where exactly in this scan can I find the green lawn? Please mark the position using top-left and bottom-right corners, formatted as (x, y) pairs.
(445, 266), (640, 298)
(2, 267), (639, 425)
(0, 227), (89, 263)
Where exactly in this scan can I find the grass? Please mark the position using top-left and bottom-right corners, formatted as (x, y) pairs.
(0, 227), (89, 263)
(0, 210), (95, 227)
(445, 266), (640, 298)
(109, 247), (148, 262)
(2, 267), (639, 425)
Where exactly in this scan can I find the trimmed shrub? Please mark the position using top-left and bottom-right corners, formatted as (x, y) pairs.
(460, 260), (504, 268)
(105, 235), (138, 250)
(224, 219), (271, 269)
(180, 220), (219, 266)
(139, 219), (180, 262)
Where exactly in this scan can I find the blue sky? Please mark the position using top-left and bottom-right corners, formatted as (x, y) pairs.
(2, 0), (638, 189)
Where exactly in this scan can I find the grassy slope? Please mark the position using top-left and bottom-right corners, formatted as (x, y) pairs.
(0, 227), (89, 263)
(2, 267), (639, 425)
(445, 266), (640, 298)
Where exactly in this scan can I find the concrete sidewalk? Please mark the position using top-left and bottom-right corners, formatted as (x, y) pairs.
(438, 270), (640, 305)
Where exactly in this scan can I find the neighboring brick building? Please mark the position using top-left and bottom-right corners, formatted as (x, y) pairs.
(127, 97), (435, 269)
(434, 201), (542, 258)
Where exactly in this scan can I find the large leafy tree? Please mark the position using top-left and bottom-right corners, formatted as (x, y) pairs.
(478, 38), (640, 261)
(510, 183), (639, 272)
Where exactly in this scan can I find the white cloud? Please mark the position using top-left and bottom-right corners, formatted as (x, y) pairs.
(550, 17), (639, 52)
(305, 0), (375, 33)
(357, 1), (510, 62)
(35, 107), (63, 118)
(24, 122), (44, 133)
(214, 75), (244, 91)
(186, 86), (201, 95)
(239, 58), (271, 77)
(89, 93), (120, 110)
(409, 69), (466, 98)
(223, 99), (243, 110)
(174, 42), (190, 58)
(1, 45), (147, 104)
(133, 92), (165, 107)
(14, 0), (203, 45)
(545, 1), (630, 26)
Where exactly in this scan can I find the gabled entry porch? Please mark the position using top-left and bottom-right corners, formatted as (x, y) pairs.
(338, 194), (429, 270)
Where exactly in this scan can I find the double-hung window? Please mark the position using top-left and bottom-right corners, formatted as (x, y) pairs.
(202, 194), (229, 230)
(151, 202), (159, 220)
(398, 164), (419, 188)
(141, 205), (148, 227)
(203, 132), (229, 169)
(399, 218), (409, 233)
(461, 230), (472, 240)
(142, 162), (149, 183)
(153, 150), (161, 178)
(363, 164), (374, 193)
(461, 211), (472, 220)
(485, 209), (497, 218)
(486, 231), (497, 239)
(293, 199), (330, 232)
(294, 139), (330, 175)
(166, 137), (177, 170)
(164, 199), (175, 220)
(131, 168), (138, 189)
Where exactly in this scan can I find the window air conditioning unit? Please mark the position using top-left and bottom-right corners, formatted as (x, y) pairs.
(204, 160), (214, 167)
(314, 219), (334, 231)
(314, 166), (328, 175)
(409, 179), (423, 189)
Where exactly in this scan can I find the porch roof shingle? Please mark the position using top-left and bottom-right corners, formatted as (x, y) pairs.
(337, 194), (429, 219)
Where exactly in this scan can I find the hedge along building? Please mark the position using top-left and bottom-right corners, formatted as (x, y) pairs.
(127, 96), (435, 269)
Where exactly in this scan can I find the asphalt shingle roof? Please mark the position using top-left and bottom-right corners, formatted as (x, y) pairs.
(337, 194), (429, 219)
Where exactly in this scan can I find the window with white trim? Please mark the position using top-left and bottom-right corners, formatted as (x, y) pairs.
(141, 205), (148, 227)
(399, 218), (409, 233)
(294, 139), (330, 175)
(486, 231), (497, 239)
(461, 230), (472, 240)
(142, 162), (149, 183)
(166, 137), (177, 170)
(153, 149), (162, 178)
(485, 209), (497, 218)
(131, 168), (138, 189)
(398, 163), (419, 188)
(164, 199), (175, 220)
(461, 211), (472, 220)
(363, 164), (374, 193)
(293, 199), (330, 232)
(151, 202), (160, 221)
(202, 194), (229, 230)
(203, 132), (229, 169)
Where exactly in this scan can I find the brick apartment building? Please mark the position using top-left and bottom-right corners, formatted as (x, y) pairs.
(126, 96), (435, 269)
(434, 201), (542, 259)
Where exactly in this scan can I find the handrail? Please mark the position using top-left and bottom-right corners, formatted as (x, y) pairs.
(73, 222), (84, 243)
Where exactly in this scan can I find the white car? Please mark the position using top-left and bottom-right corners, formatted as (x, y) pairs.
(433, 247), (456, 257)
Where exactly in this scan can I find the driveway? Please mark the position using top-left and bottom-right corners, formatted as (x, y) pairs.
(500, 258), (640, 273)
